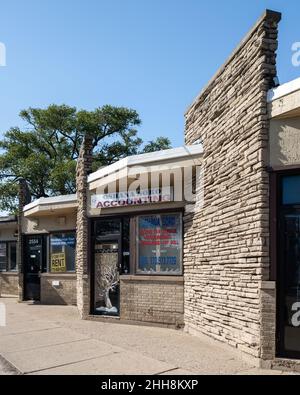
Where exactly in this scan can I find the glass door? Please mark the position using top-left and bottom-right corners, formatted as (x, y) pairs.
(278, 211), (300, 358)
(24, 235), (45, 301)
(93, 241), (120, 316)
(91, 217), (131, 316)
(277, 174), (300, 358)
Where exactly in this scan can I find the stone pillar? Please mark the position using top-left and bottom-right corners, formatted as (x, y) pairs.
(17, 179), (31, 301)
(260, 282), (276, 364)
(183, 9), (281, 361)
(76, 134), (93, 319)
(258, 11), (281, 363)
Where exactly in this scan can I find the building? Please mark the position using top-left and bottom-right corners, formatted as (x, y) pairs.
(1, 9), (300, 370)
(14, 145), (202, 330)
(183, 9), (300, 368)
(0, 216), (18, 296)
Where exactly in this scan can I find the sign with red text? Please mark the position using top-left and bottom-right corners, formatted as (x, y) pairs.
(91, 188), (172, 209)
(137, 213), (182, 274)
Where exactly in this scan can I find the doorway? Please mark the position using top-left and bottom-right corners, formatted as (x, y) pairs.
(24, 235), (46, 301)
(277, 174), (300, 359)
(91, 217), (131, 316)
(93, 240), (120, 316)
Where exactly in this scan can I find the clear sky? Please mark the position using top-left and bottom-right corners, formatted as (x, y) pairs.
(0, 0), (299, 148)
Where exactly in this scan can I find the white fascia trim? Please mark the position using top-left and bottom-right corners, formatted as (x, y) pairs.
(23, 194), (77, 212)
(88, 144), (203, 183)
(267, 77), (300, 102)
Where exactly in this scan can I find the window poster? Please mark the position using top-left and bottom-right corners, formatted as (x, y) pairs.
(50, 235), (76, 247)
(51, 252), (66, 272)
(137, 213), (182, 274)
(50, 233), (76, 272)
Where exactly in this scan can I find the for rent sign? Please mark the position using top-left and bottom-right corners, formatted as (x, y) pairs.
(91, 188), (172, 209)
(51, 253), (66, 272)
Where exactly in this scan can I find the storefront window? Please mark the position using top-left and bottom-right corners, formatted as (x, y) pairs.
(282, 175), (300, 205)
(95, 219), (121, 239)
(136, 213), (182, 275)
(8, 243), (17, 271)
(0, 243), (7, 271)
(0, 242), (17, 272)
(50, 233), (76, 272)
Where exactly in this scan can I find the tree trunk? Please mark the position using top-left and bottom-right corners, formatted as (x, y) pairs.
(104, 289), (112, 309)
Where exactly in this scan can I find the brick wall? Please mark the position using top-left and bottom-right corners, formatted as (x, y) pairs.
(0, 273), (18, 296)
(40, 274), (77, 305)
(120, 276), (184, 327)
(184, 10), (281, 359)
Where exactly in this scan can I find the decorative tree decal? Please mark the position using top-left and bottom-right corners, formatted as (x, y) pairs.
(96, 253), (119, 310)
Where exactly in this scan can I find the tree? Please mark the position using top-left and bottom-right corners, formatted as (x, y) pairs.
(0, 104), (171, 212)
(96, 258), (119, 310)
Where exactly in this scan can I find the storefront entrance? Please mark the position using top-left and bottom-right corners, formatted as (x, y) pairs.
(277, 174), (300, 359)
(93, 240), (120, 316)
(91, 218), (130, 316)
(90, 212), (183, 317)
(24, 235), (46, 301)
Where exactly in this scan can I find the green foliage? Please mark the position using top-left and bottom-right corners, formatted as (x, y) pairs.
(143, 137), (171, 153)
(0, 104), (171, 213)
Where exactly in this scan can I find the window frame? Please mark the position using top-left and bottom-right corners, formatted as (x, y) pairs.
(281, 174), (300, 206)
(48, 230), (76, 273)
(0, 241), (18, 272)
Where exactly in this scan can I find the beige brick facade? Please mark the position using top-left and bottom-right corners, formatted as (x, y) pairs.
(120, 276), (184, 327)
(0, 273), (18, 296)
(184, 10), (281, 361)
(40, 274), (77, 305)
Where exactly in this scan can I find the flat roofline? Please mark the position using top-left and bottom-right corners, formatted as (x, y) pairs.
(88, 144), (203, 183)
(0, 215), (17, 224)
(23, 194), (77, 212)
(23, 145), (203, 213)
(267, 77), (300, 102)
(185, 9), (281, 116)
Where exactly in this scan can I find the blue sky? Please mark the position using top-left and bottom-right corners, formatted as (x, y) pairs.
(0, 0), (299, 147)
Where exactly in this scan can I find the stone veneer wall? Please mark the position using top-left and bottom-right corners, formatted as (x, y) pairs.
(40, 274), (77, 305)
(184, 10), (281, 361)
(76, 135), (93, 318)
(120, 276), (184, 327)
(17, 179), (31, 301)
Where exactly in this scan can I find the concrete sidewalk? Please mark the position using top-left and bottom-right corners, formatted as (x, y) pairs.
(0, 297), (296, 375)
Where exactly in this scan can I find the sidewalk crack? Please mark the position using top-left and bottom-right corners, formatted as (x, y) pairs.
(24, 351), (121, 374)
